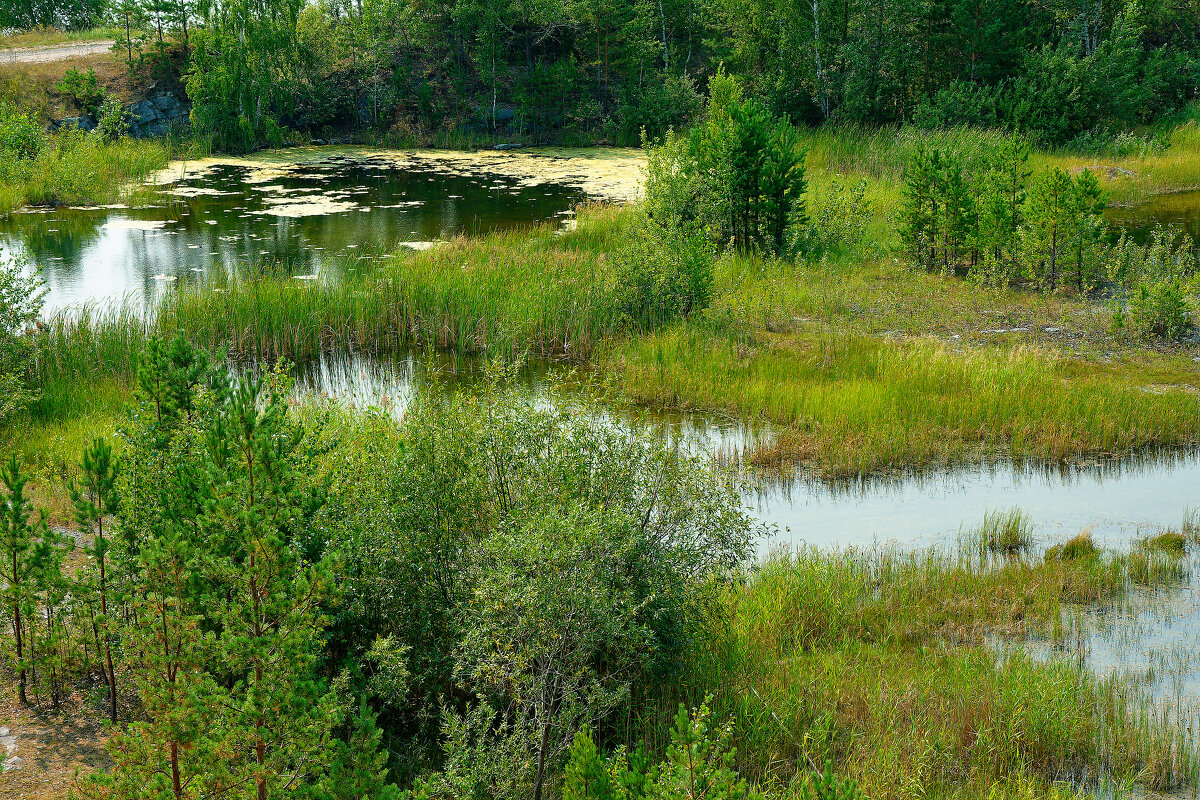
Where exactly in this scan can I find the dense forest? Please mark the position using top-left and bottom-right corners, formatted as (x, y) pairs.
(4, 0), (1199, 150)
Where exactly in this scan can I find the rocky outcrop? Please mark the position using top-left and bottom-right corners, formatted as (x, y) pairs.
(125, 91), (190, 138)
(50, 89), (191, 138)
(53, 115), (96, 131)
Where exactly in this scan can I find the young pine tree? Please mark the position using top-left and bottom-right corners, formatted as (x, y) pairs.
(1, 456), (44, 705)
(899, 147), (941, 270)
(71, 437), (122, 722)
(1022, 168), (1075, 290)
(203, 376), (340, 800)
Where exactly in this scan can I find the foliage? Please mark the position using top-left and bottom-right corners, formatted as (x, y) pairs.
(0, 455), (71, 706)
(322, 368), (758, 790)
(0, 0), (108, 30)
(56, 66), (106, 115)
(0, 255), (46, 425)
(899, 141), (1114, 291)
(186, 0), (302, 151)
(0, 101), (45, 161)
(804, 180), (873, 257)
(95, 96), (131, 142)
(1124, 279), (1195, 341)
(615, 214), (715, 329)
(650, 70), (807, 256)
(77, 336), (366, 799)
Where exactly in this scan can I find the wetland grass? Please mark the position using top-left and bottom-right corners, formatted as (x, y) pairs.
(28, 199), (1200, 477)
(161, 211), (624, 361)
(613, 328), (1200, 475)
(651, 542), (1200, 798)
(975, 508), (1036, 555)
(0, 132), (201, 213)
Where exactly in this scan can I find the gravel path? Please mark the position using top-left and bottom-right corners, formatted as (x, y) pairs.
(0, 40), (114, 64)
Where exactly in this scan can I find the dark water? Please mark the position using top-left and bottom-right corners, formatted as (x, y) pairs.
(0, 152), (587, 313)
(1106, 191), (1200, 245)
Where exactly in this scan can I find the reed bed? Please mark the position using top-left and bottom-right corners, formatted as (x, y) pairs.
(161, 214), (625, 361)
(0, 132), (182, 213)
(637, 540), (1199, 798)
(613, 329), (1200, 476)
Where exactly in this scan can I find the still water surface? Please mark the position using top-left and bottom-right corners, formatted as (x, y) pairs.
(0, 152), (587, 312)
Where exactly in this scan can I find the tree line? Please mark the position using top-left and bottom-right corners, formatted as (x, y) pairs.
(897, 139), (1200, 338)
(3, 0), (1197, 150)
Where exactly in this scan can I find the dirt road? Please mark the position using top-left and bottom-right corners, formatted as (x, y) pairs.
(0, 40), (114, 65)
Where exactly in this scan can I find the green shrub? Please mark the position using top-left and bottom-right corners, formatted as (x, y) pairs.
(615, 215), (714, 330)
(564, 699), (769, 800)
(0, 254), (45, 425)
(796, 762), (866, 800)
(643, 69), (807, 257)
(1126, 279), (1194, 340)
(56, 66), (106, 115)
(804, 179), (872, 257)
(0, 101), (45, 161)
(95, 96), (129, 142)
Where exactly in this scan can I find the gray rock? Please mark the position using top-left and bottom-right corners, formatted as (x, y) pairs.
(57, 116), (96, 131)
(128, 100), (163, 123)
(151, 94), (181, 113)
(494, 143), (524, 150)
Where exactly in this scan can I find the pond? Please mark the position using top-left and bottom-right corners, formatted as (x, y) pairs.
(0, 146), (644, 313)
(1105, 190), (1200, 244)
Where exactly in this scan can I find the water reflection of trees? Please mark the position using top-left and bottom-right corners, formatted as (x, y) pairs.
(2, 157), (589, 310)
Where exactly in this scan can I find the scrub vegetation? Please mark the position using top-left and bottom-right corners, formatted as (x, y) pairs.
(4, 0), (1200, 796)
(0, 102), (186, 212)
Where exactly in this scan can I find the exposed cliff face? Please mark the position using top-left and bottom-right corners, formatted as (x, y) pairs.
(51, 89), (191, 138)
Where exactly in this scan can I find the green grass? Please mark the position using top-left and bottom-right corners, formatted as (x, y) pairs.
(610, 327), (1200, 475)
(0, 26), (122, 49)
(0, 132), (197, 214)
(157, 205), (625, 361)
(972, 508), (1035, 555)
(646, 542), (1199, 798)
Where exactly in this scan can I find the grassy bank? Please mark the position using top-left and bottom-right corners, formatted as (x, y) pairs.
(660, 530), (1200, 797)
(0, 132), (184, 213)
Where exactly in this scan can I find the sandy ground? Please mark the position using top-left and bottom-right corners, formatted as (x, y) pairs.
(152, 145), (648, 204)
(0, 691), (110, 800)
(0, 41), (114, 64)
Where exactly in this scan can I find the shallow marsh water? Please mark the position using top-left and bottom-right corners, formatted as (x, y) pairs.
(1108, 190), (1200, 244)
(0, 146), (645, 312)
